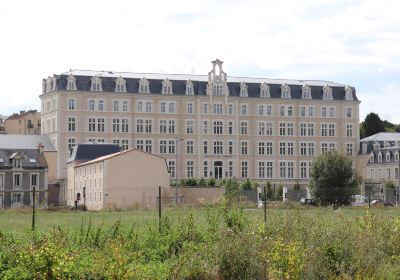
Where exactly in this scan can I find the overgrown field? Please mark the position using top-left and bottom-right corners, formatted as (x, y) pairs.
(0, 205), (399, 279)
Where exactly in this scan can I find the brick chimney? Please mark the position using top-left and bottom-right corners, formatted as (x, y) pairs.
(37, 143), (44, 154)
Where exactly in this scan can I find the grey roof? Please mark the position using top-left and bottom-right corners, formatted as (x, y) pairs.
(0, 135), (56, 152)
(68, 143), (121, 163)
(361, 132), (400, 142)
(368, 147), (400, 165)
(48, 69), (358, 101)
(0, 149), (47, 169)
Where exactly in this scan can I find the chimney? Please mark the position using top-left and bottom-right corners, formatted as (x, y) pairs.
(37, 143), (44, 154)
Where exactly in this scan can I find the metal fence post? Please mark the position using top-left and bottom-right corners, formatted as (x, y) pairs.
(263, 185), (267, 226)
(158, 186), (162, 233)
(32, 186), (36, 231)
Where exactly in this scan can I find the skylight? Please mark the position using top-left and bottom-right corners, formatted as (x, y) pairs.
(29, 158), (36, 163)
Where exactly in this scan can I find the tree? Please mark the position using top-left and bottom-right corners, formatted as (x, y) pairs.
(266, 181), (274, 200)
(309, 150), (359, 207)
(362, 112), (385, 138)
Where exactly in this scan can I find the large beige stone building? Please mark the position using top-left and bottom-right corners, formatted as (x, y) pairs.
(70, 148), (169, 210)
(4, 110), (41, 135)
(40, 59), (360, 189)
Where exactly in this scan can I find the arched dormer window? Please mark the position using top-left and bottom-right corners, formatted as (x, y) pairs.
(395, 151), (399, 161)
(45, 77), (56, 93)
(162, 78), (173, 94)
(139, 78), (150, 94)
(91, 76), (102, 92)
(302, 84), (312, 99)
(345, 85), (353, 101)
(281, 83), (291, 99)
(370, 153), (375, 163)
(260, 82), (270, 98)
(240, 82), (248, 97)
(185, 80), (194, 95)
(378, 152), (382, 163)
(362, 142), (367, 154)
(373, 142), (380, 150)
(323, 85), (333, 100)
(386, 152), (391, 162)
(66, 74), (77, 91)
(213, 76), (223, 95)
(115, 76), (126, 93)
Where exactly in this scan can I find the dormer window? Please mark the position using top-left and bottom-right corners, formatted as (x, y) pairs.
(302, 85), (312, 99)
(362, 142), (367, 154)
(370, 153), (375, 163)
(213, 77), (223, 95)
(115, 76), (126, 93)
(162, 78), (173, 94)
(378, 152), (382, 163)
(240, 82), (248, 97)
(91, 76), (102, 91)
(260, 82), (270, 98)
(139, 78), (150, 94)
(345, 85), (353, 101)
(10, 153), (22, 168)
(386, 152), (391, 162)
(384, 141), (390, 148)
(186, 80), (194, 95)
(323, 85), (333, 100)
(374, 143), (380, 150)
(395, 151), (399, 161)
(281, 83), (291, 98)
(67, 74), (77, 91)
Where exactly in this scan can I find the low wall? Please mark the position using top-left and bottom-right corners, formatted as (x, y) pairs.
(163, 187), (225, 206)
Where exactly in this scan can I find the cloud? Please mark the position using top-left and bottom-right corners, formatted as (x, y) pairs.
(0, 0), (399, 122)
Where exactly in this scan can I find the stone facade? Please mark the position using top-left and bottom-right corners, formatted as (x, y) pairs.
(40, 59), (360, 190)
(4, 110), (41, 135)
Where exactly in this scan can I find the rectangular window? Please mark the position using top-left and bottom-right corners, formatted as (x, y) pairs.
(168, 160), (175, 178)
(203, 140), (208, 154)
(266, 105), (272, 116)
(346, 108), (352, 118)
(287, 142), (294, 155)
(0, 174), (3, 189)
(266, 122), (273, 136)
(240, 104), (247, 115)
(68, 117), (76, 132)
(241, 161), (248, 178)
(258, 142), (265, 155)
(168, 120), (175, 134)
(113, 100), (120, 112)
(136, 119), (144, 133)
(241, 141), (248, 155)
(287, 106), (293, 116)
(213, 121), (223, 135)
(346, 143), (353, 155)
(213, 103), (223, 114)
(121, 140), (129, 151)
(160, 140), (167, 154)
(258, 105), (264, 116)
(136, 139), (144, 151)
(321, 124), (328, 137)
(300, 106), (306, 117)
(203, 103), (208, 114)
(258, 122), (265, 136)
(186, 140), (194, 154)
(308, 142), (315, 156)
(280, 162), (286, 178)
(168, 102), (175, 113)
(308, 107), (314, 117)
(88, 118), (96, 132)
(280, 105), (285, 117)
(258, 162), (265, 179)
(159, 120), (167, 133)
(88, 99), (95, 111)
(328, 124), (335, 137)
(97, 118), (105, 132)
(112, 119), (120, 133)
(13, 173), (21, 188)
(279, 123), (286, 136)
(288, 162), (294, 178)
(187, 103), (193, 114)
(203, 120), (208, 134)
(266, 142), (273, 155)
(308, 123), (314, 136)
(145, 120), (152, 133)
(228, 141), (234, 155)
(203, 161), (208, 178)
(214, 141), (223, 155)
(31, 173), (38, 187)
(300, 123), (307, 136)
(228, 121), (234, 135)
(122, 101), (128, 112)
(300, 142), (307, 155)
(160, 102), (166, 113)
(145, 101), (152, 113)
(186, 120), (194, 134)
(300, 162), (307, 179)
(240, 122), (248, 135)
(121, 119), (129, 132)
(228, 161), (234, 177)
(287, 123), (294, 136)
(168, 140), (175, 154)
(346, 124), (353, 137)
(329, 107), (335, 117)
(187, 161), (194, 178)
(321, 107), (327, 117)
(280, 142), (286, 155)
(98, 100), (104, 111)
(68, 98), (75, 110)
(137, 101), (143, 112)
(228, 104), (234, 114)
(145, 140), (152, 153)
(266, 162), (273, 178)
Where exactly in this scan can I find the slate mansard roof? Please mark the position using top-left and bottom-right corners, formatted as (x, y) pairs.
(45, 69), (358, 101)
(360, 133), (400, 154)
(0, 149), (47, 169)
(68, 143), (121, 163)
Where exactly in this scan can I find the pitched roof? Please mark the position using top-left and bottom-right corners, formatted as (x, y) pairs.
(361, 132), (400, 142)
(5, 110), (39, 120)
(0, 135), (55, 151)
(68, 143), (121, 163)
(74, 148), (165, 167)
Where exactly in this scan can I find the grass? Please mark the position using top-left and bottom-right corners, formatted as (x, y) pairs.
(0, 205), (399, 279)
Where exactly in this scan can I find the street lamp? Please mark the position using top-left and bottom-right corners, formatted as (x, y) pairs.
(175, 138), (184, 204)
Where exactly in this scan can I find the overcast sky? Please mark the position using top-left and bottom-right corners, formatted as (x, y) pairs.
(1, 0), (399, 122)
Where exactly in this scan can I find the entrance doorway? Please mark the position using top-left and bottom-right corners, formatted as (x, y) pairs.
(214, 161), (223, 179)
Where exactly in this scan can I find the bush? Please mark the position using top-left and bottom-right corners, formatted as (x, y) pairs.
(198, 178), (207, 187)
(207, 177), (216, 187)
(240, 178), (253, 190)
(184, 178), (198, 187)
